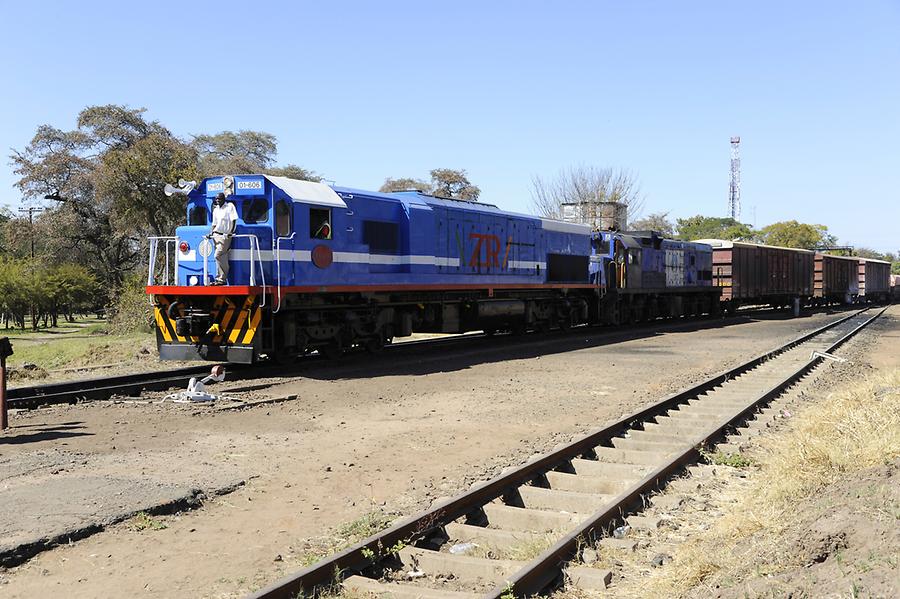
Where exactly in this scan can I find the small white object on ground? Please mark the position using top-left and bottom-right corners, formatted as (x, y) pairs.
(448, 542), (478, 554)
(163, 366), (236, 403)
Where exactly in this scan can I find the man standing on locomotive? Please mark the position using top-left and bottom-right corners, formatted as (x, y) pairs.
(209, 192), (238, 285)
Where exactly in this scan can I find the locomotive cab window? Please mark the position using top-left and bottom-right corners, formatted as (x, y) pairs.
(189, 205), (208, 226)
(275, 200), (291, 237)
(242, 198), (269, 224)
(310, 207), (332, 240)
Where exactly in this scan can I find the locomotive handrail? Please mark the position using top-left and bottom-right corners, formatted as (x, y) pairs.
(147, 236), (178, 287)
(231, 234), (266, 307)
(274, 233), (296, 314)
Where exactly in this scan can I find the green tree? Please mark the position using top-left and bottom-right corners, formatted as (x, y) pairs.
(43, 263), (99, 326)
(629, 211), (675, 236)
(756, 220), (837, 249)
(95, 132), (199, 236)
(266, 164), (322, 182)
(377, 170), (480, 200)
(192, 131), (321, 181)
(531, 165), (644, 222)
(675, 215), (754, 241)
(379, 177), (431, 193)
(0, 208), (10, 254)
(192, 130), (278, 175)
(852, 247), (886, 260)
(11, 106), (199, 289)
(429, 168), (480, 200)
(0, 257), (31, 329)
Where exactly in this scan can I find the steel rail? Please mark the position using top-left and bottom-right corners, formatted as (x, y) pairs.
(4, 364), (243, 410)
(6, 304), (865, 411)
(248, 307), (875, 599)
(489, 306), (885, 597)
(0, 303), (804, 410)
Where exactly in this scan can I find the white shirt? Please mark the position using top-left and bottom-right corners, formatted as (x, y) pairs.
(211, 202), (238, 235)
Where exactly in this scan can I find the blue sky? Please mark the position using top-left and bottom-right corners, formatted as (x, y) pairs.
(1, 1), (898, 252)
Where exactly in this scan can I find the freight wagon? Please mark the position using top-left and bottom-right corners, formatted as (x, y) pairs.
(695, 239), (814, 312)
(814, 253), (859, 305)
(857, 258), (892, 303)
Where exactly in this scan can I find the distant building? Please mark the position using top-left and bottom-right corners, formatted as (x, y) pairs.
(560, 201), (627, 231)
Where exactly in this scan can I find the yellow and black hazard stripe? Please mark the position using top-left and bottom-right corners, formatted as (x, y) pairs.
(153, 295), (262, 347)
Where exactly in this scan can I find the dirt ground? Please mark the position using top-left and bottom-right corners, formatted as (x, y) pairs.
(0, 309), (888, 598)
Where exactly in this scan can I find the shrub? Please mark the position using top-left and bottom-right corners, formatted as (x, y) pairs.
(106, 274), (154, 335)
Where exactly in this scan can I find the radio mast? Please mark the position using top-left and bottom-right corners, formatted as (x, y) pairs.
(728, 136), (741, 220)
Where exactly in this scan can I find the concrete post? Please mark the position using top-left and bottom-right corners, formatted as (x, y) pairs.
(793, 297), (801, 318)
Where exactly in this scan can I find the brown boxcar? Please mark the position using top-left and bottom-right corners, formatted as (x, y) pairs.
(857, 258), (891, 303)
(892, 274), (900, 302)
(814, 253), (859, 303)
(696, 240), (814, 310)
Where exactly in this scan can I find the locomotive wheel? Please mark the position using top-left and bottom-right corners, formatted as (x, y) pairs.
(364, 336), (385, 354)
(267, 350), (296, 365)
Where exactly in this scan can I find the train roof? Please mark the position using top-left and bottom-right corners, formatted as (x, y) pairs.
(198, 175), (592, 235)
(199, 175), (347, 208)
(266, 176), (347, 208)
(693, 239), (817, 254)
(332, 186), (592, 235)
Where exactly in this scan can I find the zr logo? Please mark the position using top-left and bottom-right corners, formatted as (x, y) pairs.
(469, 233), (501, 267)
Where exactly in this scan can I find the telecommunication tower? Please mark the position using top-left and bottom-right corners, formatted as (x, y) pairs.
(728, 136), (741, 220)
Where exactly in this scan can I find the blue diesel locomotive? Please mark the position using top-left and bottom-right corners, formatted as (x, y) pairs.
(146, 175), (718, 362)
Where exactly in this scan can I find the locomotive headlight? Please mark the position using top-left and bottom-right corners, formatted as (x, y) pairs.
(189, 275), (199, 286)
(179, 241), (190, 254)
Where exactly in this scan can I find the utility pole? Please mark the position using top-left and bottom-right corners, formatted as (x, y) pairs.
(18, 206), (45, 330)
(18, 206), (45, 259)
(728, 136), (741, 220)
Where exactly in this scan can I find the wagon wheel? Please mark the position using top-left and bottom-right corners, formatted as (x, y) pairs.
(321, 340), (343, 360)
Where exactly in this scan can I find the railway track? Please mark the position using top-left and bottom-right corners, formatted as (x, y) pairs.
(4, 304), (865, 411)
(249, 306), (884, 599)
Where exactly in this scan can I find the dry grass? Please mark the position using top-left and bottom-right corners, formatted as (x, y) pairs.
(635, 369), (900, 597)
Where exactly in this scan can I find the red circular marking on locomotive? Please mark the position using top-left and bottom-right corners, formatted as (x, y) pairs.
(312, 245), (333, 269)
